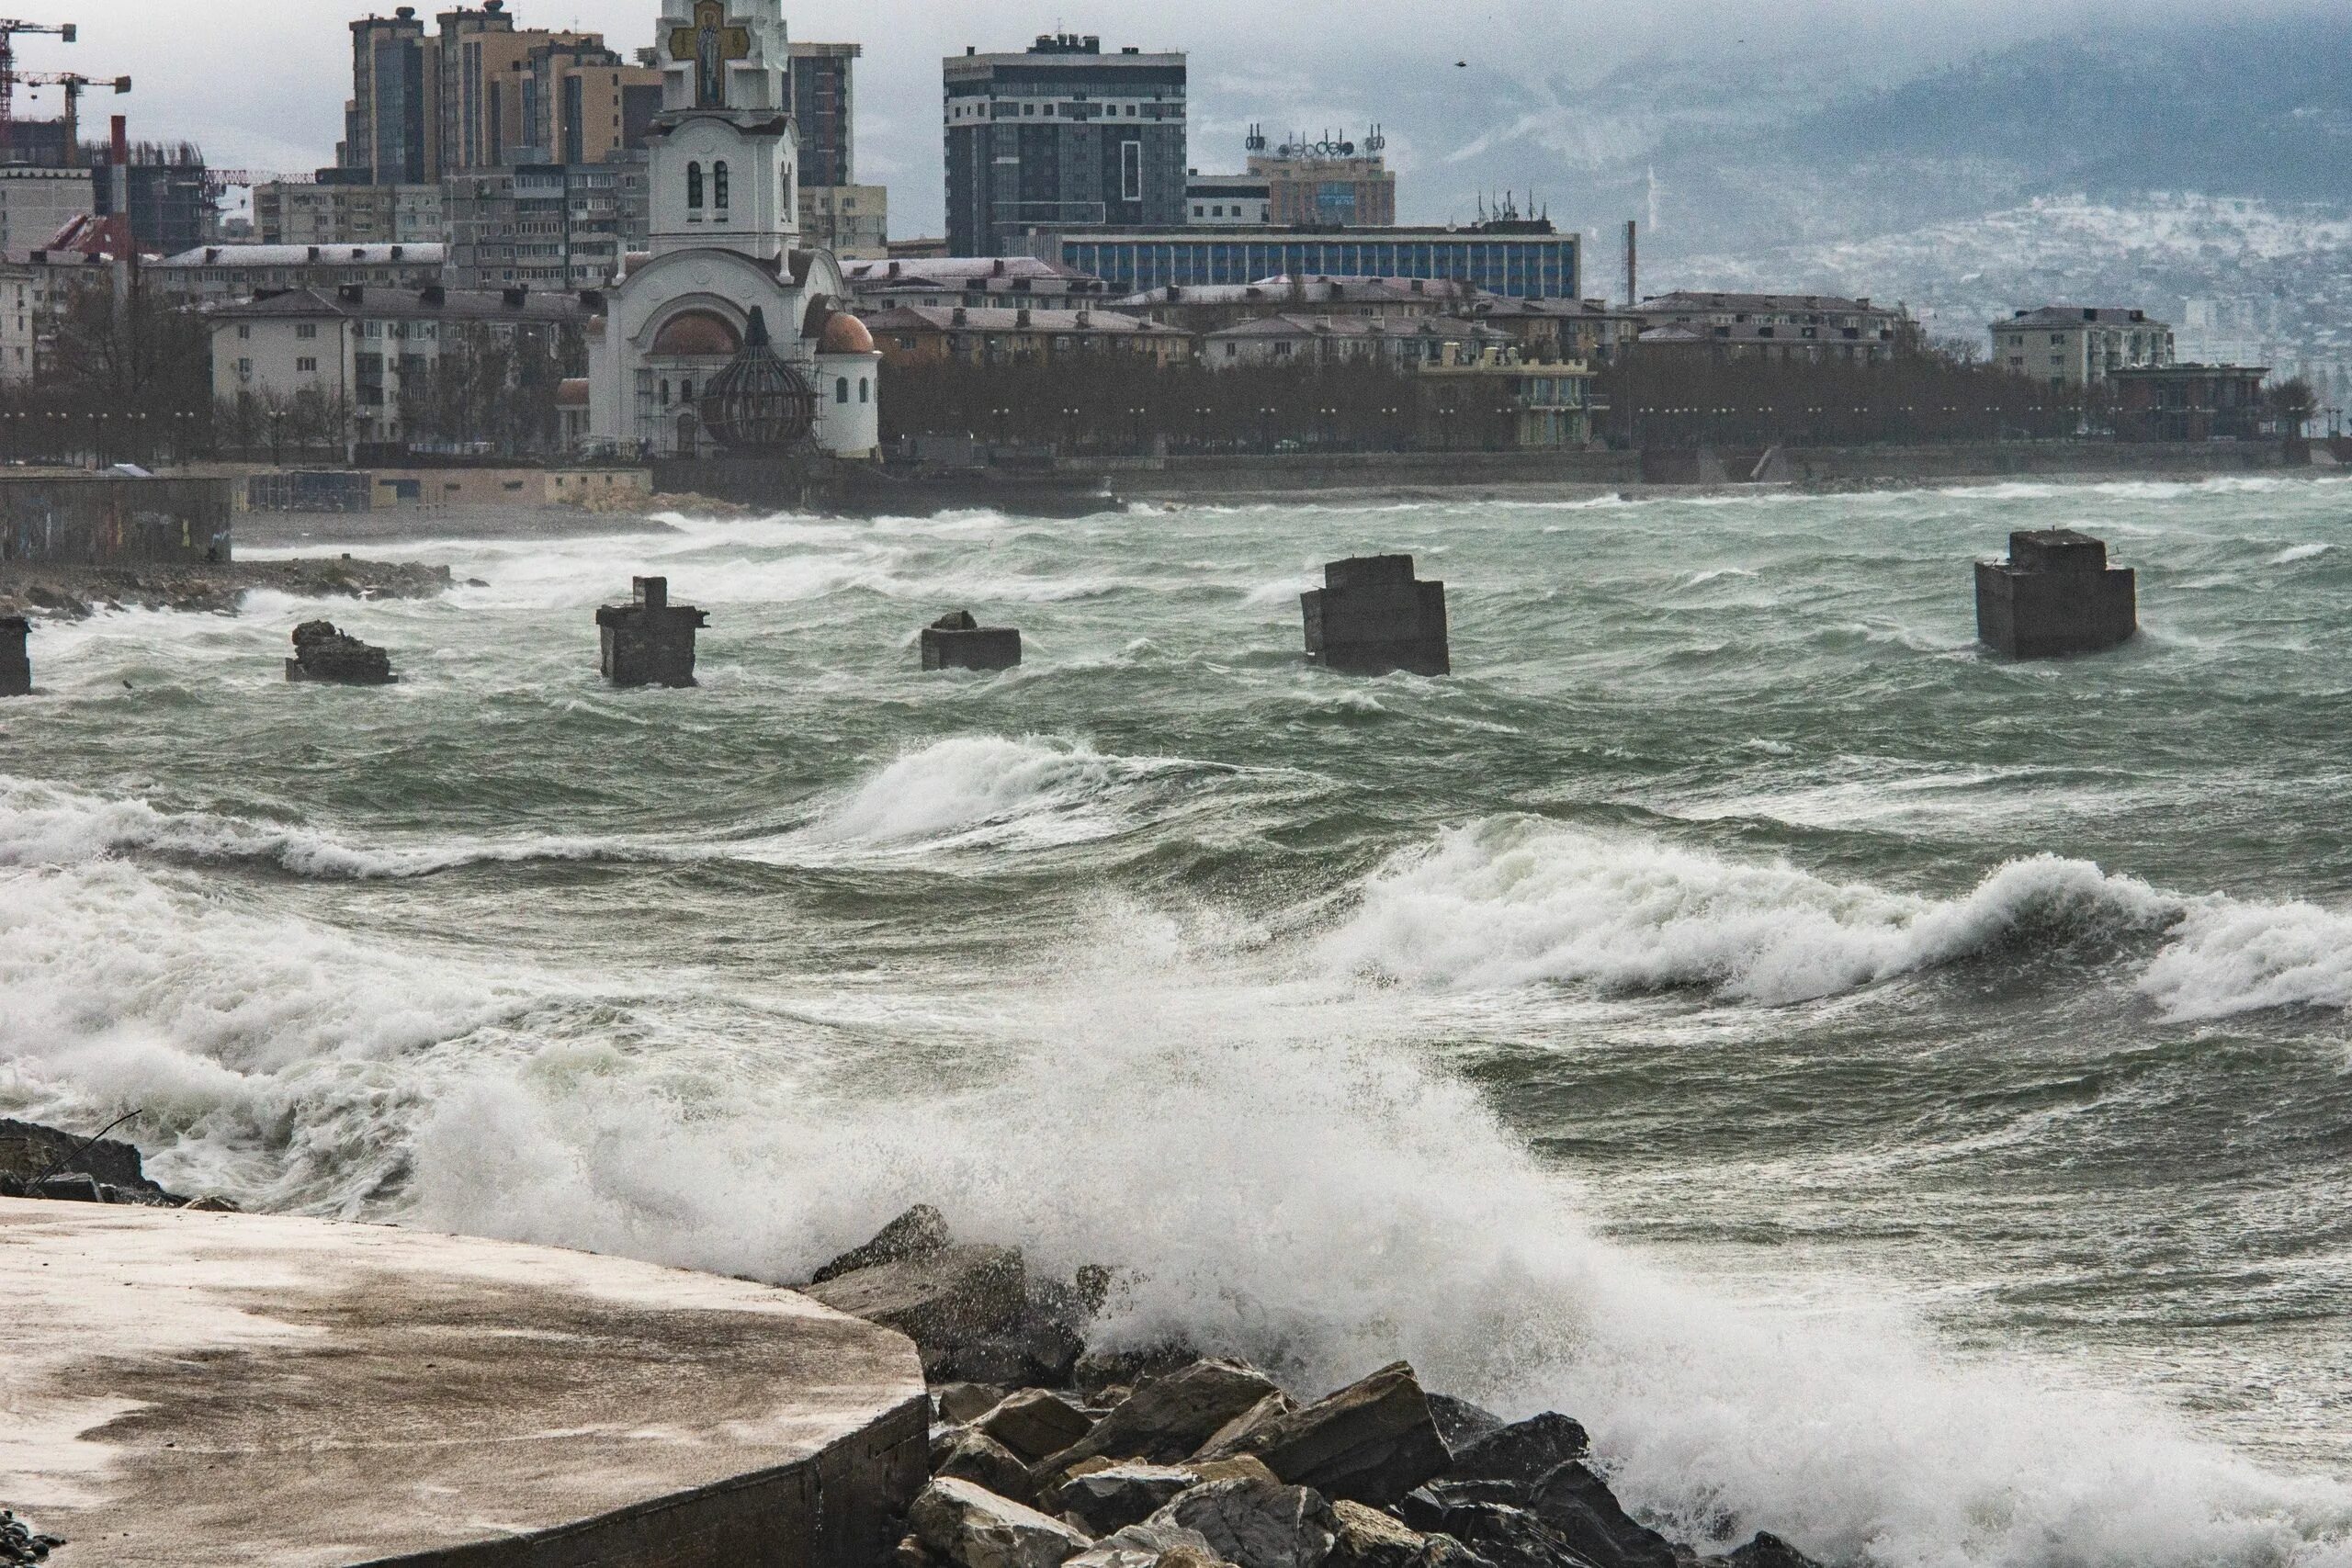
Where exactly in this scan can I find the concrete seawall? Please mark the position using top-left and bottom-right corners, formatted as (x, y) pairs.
(2, 1201), (928, 1568)
(0, 476), (236, 566)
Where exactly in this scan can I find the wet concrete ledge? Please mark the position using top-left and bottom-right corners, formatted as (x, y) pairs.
(0, 1200), (929, 1568)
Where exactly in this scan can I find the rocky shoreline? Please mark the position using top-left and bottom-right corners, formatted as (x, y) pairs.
(0, 1126), (1807, 1568)
(0, 556), (454, 620)
(800, 1204), (1814, 1568)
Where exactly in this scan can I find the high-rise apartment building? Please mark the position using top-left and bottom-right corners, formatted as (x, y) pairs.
(257, 176), (444, 247)
(446, 158), (647, 290)
(943, 34), (1185, 257)
(343, 8), (437, 183)
(790, 41), (858, 189)
(788, 41), (885, 256)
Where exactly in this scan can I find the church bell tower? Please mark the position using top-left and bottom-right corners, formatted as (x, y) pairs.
(648, 0), (799, 258)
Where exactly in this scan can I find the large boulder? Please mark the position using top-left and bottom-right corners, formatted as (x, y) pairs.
(1063, 1521), (1230, 1568)
(803, 1245), (1028, 1365)
(981, 1390), (1098, 1464)
(815, 1203), (954, 1282)
(933, 1311), (1086, 1389)
(1041, 1359), (1283, 1478)
(0, 1118), (185, 1206)
(911, 1477), (1093, 1568)
(1442, 1414), (1590, 1489)
(1425, 1395), (1508, 1452)
(1522, 1466), (1678, 1568)
(1219, 1362), (1451, 1506)
(1056, 1464), (1202, 1537)
(1146, 1476), (1339, 1568)
(1076, 1344), (1204, 1399)
(1713, 1534), (1821, 1568)
(1327, 1500), (1430, 1568)
(285, 620), (395, 684)
(1421, 1503), (1600, 1568)
(938, 1429), (1041, 1506)
(1191, 1393), (1296, 1461)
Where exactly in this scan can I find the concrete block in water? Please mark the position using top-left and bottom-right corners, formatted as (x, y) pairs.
(285, 620), (396, 684)
(922, 609), (1023, 671)
(597, 575), (709, 688)
(0, 615), (27, 697)
(1975, 529), (2137, 658)
(1302, 555), (1450, 676)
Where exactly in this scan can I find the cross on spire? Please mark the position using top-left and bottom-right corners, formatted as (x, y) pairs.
(671, 1), (753, 108)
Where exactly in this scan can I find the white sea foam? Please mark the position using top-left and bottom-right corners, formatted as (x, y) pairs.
(2139, 897), (2352, 1021)
(2269, 542), (2333, 565)
(1323, 818), (2177, 1003)
(386, 903), (2352, 1568)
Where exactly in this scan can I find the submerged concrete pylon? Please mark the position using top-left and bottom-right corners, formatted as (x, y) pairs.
(1975, 529), (2137, 658)
(0, 1201), (927, 1568)
(1302, 554), (1451, 676)
(0, 615), (28, 696)
(597, 575), (709, 688)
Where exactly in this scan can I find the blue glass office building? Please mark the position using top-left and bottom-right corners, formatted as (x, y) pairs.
(1058, 225), (1579, 300)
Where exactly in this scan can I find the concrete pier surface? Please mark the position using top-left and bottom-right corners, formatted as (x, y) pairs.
(0, 1201), (928, 1568)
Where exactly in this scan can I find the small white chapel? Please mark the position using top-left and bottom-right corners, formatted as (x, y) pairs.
(589, 0), (881, 458)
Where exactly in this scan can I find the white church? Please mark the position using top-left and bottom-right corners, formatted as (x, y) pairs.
(589, 0), (881, 459)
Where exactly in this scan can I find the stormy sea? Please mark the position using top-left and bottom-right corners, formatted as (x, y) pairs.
(5, 478), (2351, 1568)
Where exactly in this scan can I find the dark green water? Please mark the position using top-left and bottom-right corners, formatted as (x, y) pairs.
(5, 478), (2350, 1568)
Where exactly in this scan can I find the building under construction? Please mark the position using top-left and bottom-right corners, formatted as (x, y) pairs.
(0, 16), (213, 254)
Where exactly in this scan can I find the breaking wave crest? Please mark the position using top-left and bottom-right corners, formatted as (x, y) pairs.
(0, 775), (639, 880)
(1324, 818), (2177, 1004)
(793, 735), (1214, 852)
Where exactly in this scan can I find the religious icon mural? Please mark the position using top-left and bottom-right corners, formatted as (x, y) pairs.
(669, 1), (752, 108)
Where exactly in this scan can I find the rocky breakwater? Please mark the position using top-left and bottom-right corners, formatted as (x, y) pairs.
(797, 1208), (1818, 1568)
(0, 555), (452, 620)
(0, 1117), (235, 1210)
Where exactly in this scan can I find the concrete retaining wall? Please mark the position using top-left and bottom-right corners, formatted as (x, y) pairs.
(0, 476), (236, 565)
(4, 1201), (930, 1568)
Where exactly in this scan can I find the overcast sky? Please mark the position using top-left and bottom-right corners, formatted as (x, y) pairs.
(51, 0), (2323, 236)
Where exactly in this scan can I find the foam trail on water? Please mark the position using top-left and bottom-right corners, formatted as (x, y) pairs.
(0, 774), (650, 880)
(1322, 818), (2177, 1004)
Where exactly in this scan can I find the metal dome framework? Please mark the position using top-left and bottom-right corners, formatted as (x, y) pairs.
(696, 306), (819, 451)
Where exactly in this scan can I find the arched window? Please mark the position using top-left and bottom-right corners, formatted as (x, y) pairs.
(713, 161), (730, 210)
(858, 378), (869, 404)
(659, 379), (672, 405)
(686, 162), (704, 209)
(682, 379), (695, 402)
(836, 377), (850, 404)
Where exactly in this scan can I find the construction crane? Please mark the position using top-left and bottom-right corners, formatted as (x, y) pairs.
(17, 69), (125, 165)
(0, 18), (75, 159)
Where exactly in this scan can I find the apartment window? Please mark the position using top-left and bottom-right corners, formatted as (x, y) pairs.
(687, 162), (705, 211)
(297, 356), (318, 373)
(295, 323), (318, 341)
(714, 161), (730, 211)
(236, 357), (252, 375)
(237, 324), (252, 340)
(1122, 141), (1142, 202)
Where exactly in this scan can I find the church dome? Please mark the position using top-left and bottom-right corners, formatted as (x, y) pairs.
(697, 307), (817, 452)
(650, 309), (741, 357)
(819, 311), (876, 355)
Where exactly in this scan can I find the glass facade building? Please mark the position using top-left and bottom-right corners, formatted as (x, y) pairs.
(1058, 228), (1578, 301)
